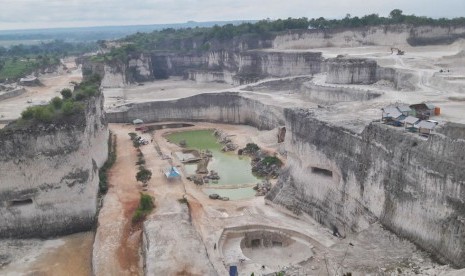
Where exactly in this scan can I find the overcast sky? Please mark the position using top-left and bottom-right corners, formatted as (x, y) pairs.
(0, 0), (464, 30)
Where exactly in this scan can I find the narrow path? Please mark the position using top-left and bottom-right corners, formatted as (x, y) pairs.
(92, 126), (143, 276)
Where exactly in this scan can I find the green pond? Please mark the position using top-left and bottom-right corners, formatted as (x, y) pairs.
(166, 129), (259, 200)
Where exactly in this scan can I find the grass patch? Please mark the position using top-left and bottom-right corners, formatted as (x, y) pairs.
(99, 132), (117, 194)
(132, 193), (155, 223)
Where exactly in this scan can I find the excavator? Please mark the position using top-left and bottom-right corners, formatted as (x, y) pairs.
(391, 47), (405, 55)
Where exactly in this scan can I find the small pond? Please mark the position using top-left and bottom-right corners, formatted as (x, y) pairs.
(166, 129), (259, 200)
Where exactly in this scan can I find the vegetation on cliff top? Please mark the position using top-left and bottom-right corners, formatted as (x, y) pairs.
(94, 9), (465, 58)
(11, 73), (102, 127)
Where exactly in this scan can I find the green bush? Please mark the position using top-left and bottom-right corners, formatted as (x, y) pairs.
(140, 193), (154, 211)
(136, 167), (152, 184)
(62, 100), (83, 116)
(132, 209), (144, 223)
(74, 92), (86, 101)
(132, 193), (154, 223)
(21, 107), (35, 120)
(99, 133), (117, 194)
(128, 132), (138, 140)
(60, 88), (73, 99)
(35, 106), (54, 122)
(21, 105), (55, 122)
(51, 96), (63, 109)
(262, 156), (282, 166)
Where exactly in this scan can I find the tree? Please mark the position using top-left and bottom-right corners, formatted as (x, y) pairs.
(51, 96), (63, 109)
(61, 88), (73, 99)
(136, 167), (152, 185)
(389, 9), (404, 23)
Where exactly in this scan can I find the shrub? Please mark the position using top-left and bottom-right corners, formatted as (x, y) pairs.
(33, 106), (54, 122)
(62, 100), (84, 116)
(178, 198), (188, 204)
(132, 193), (154, 223)
(140, 193), (154, 211)
(262, 156), (282, 166)
(21, 107), (35, 120)
(51, 96), (63, 109)
(60, 88), (73, 99)
(128, 132), (138, 140)
(74, 92), (86, 101)
(136, 167), (152, 185)
(243, 143), (260, 154)
(99, 133), (117, 194)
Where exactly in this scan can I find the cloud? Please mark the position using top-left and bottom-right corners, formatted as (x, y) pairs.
(0, 0), (464, 30)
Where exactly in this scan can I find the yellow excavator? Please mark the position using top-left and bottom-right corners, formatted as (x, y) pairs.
(391, 47), (405, 55)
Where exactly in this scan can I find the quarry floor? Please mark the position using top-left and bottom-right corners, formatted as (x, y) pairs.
(94, 123), (459, 276)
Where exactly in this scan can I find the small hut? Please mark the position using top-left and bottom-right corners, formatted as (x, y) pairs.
(401, 116), (420, 130)
(164, 166), (181, 179)
(416, 120), (436, 136)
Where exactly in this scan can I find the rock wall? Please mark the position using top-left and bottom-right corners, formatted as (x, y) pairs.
(87, 50), (323, 86)
(0, 87), (26, 101)
(325, 58), (417, 90)
(301, 82), (382, 104)
(106, 92), (285, 130)
(266, 109), (465, 267)
(0, 94), (108, 238)
(273, 25), (465, 49)
(326, 58), (378, 84)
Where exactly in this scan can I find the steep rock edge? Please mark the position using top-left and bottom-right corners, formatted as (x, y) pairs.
(266, 109), (465, 268)
(107, 93), (465, 268)
(272, 24), (465, 49)
(0, 94), (109, 238)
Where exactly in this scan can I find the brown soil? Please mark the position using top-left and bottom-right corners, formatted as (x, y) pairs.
(93, 127), (144, 275)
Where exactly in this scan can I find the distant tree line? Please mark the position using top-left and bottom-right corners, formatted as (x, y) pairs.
(0, 40), (96, 82)
(88, 9), (465, 63)
(0, 39), (97, 58)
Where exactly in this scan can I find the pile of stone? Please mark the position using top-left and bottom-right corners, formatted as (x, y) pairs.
(214, 129), (238, 152)
(253, 179), (272, 196)
(208, 193), (229, 201)
(187, 175), (204, 185)
(251, 154), (282, 178)
(222, 142), (237, 152)
(202, 170), (220, 183)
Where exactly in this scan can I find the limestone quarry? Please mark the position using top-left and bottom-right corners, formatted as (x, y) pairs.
(1, 24), (465, 276)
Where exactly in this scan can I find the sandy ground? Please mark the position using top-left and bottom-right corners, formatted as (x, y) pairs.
(104, 76), (232, 111)
(0, 232), (94, 276)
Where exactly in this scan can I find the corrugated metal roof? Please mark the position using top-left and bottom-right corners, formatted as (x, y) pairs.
(416, 120), (436, 130)
(397, 104), (412, 112)
(386, 109), (403, 119)
(402, 116), (420, 124)
(425, 102), (436, 110)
